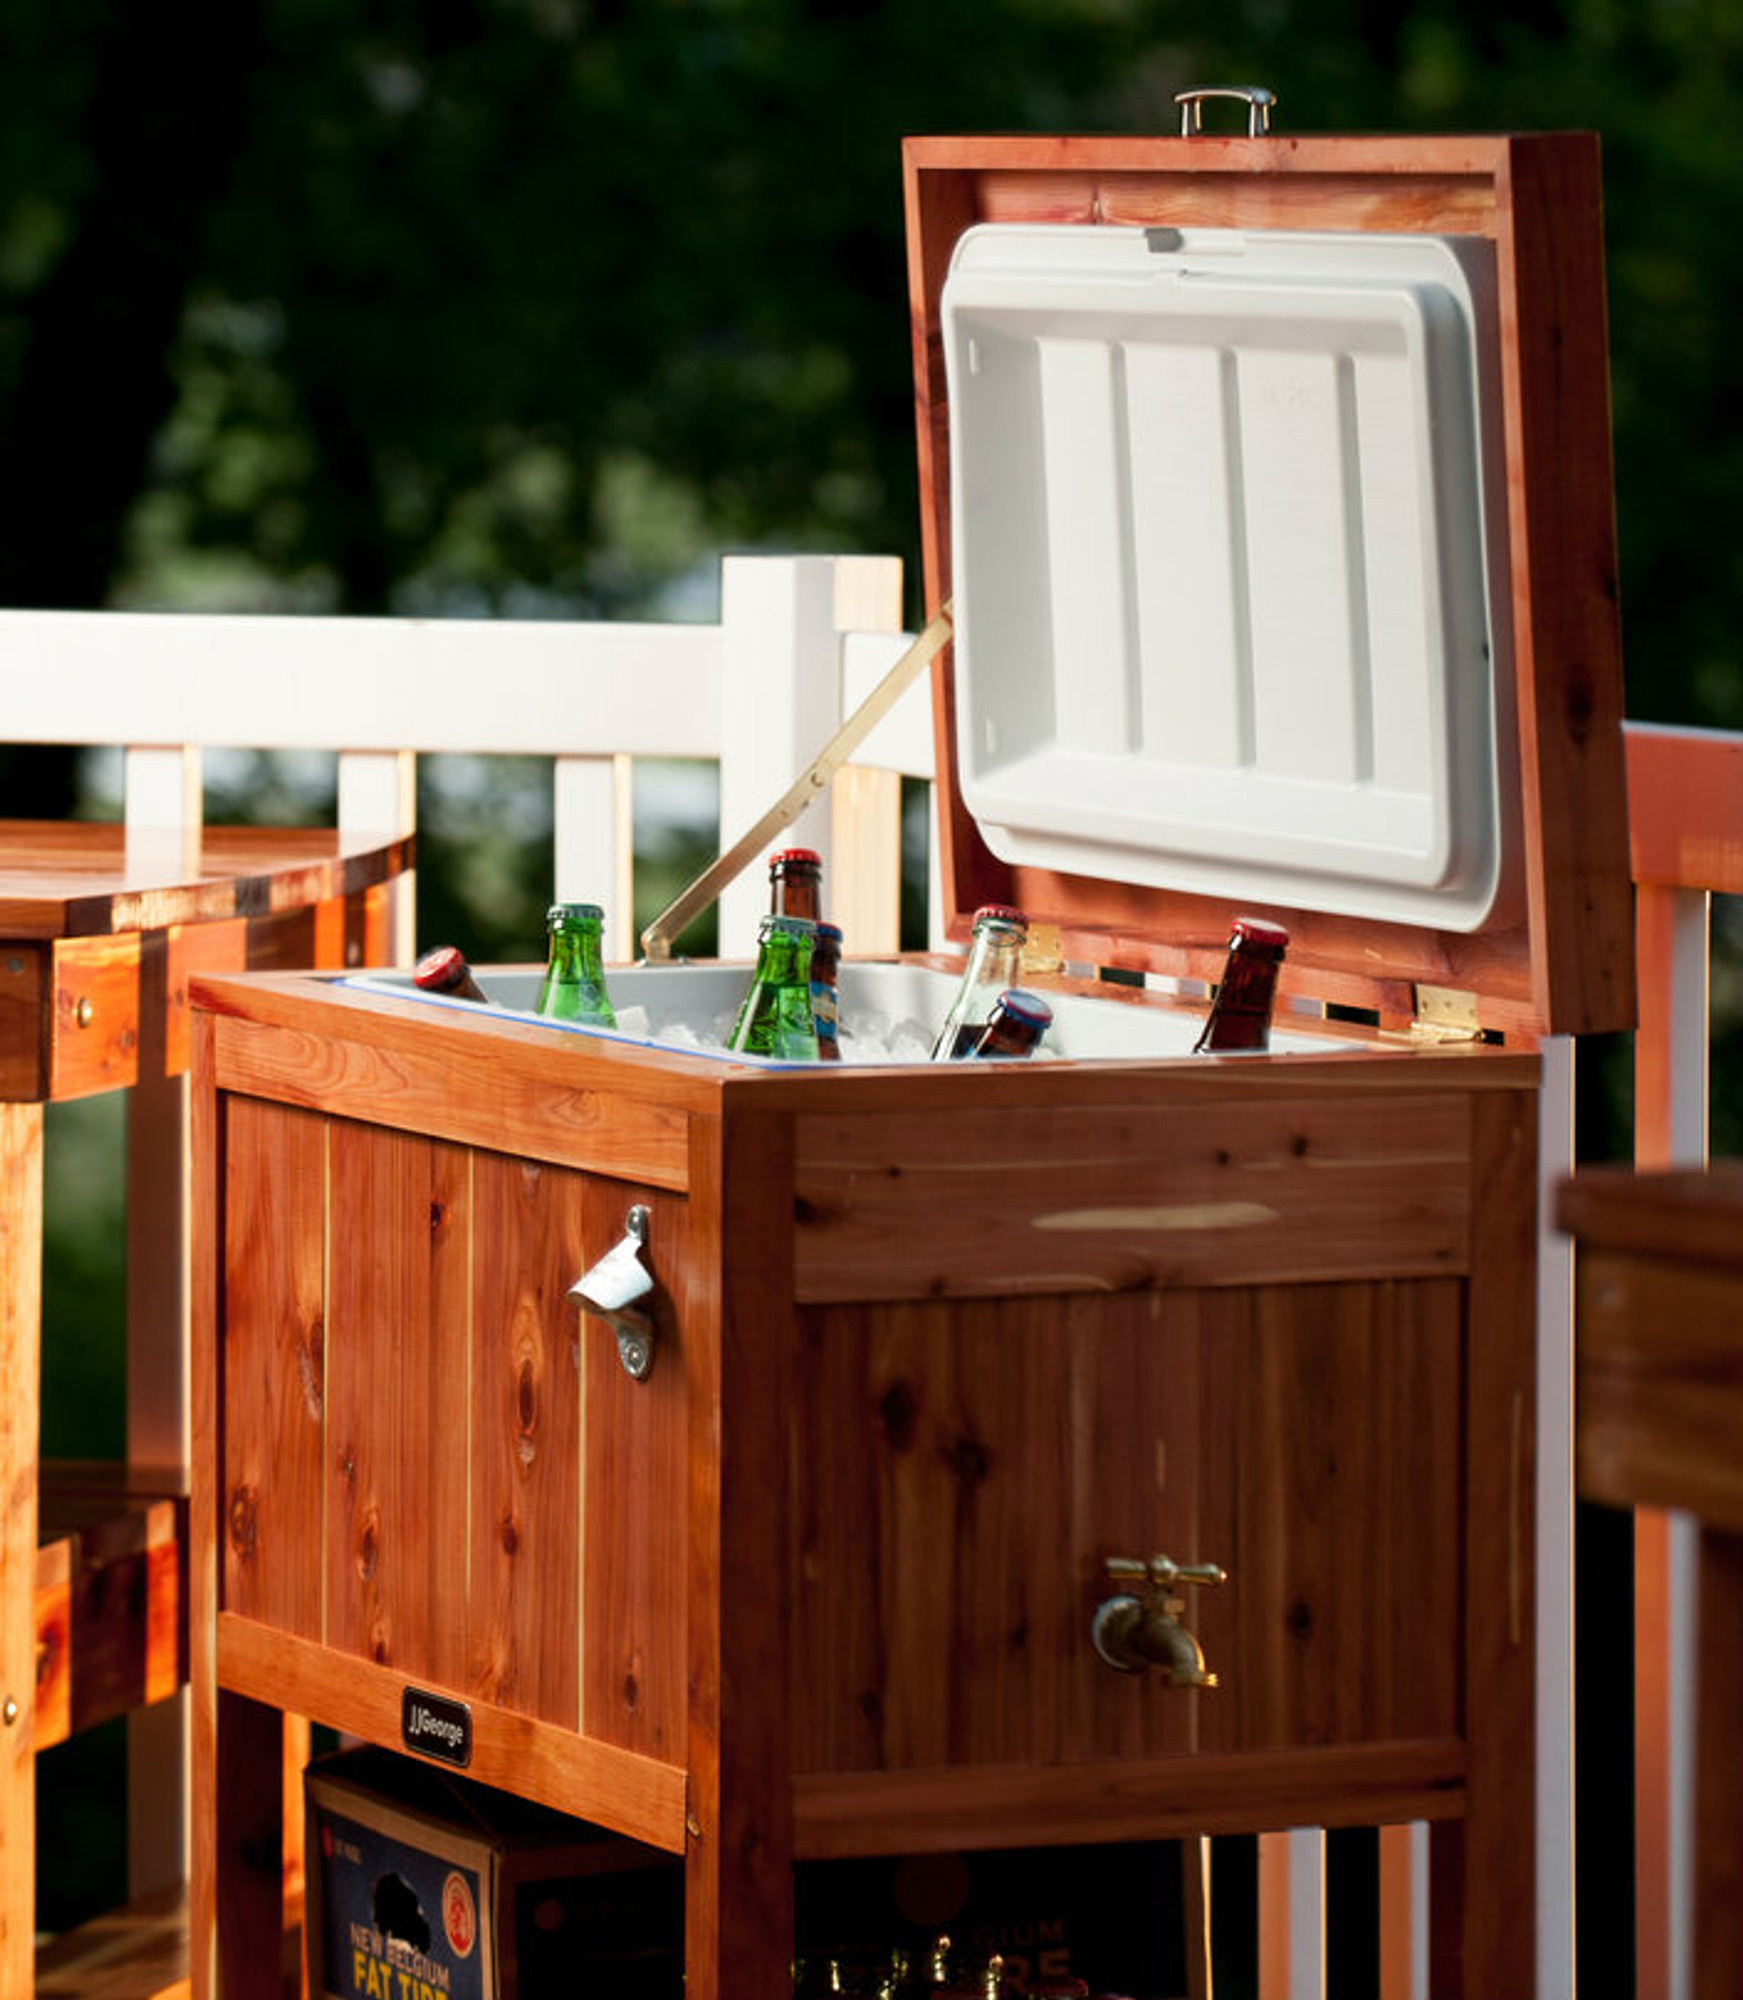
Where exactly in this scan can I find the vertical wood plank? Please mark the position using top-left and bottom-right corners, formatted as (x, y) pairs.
(579, 1182), (691, 1762)
(221, 1099), (327, 1641)
(466, 1152), (582, 1726)
(1458, 1086), (1538, 1996)
(125, 1068), (192, 1901)
(1203, 1282), (1462, 1760)
(1495, 136), (1634, 1037)
(214, 1688), (291, 2000)
(326, 1123), (471, 1683)
(685, 1106), (795, 2000)
(123, 743), (203, 1910)
(1693, 1527), (1743, 2000)
(189, 1020), (221, 2000)
(0, 1103), (43, 1998)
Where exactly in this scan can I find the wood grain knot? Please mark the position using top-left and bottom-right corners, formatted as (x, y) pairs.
(356, 1511), (379, 1581)
(942, 1434), (991, 1488)
(878, 1379), (919, 1453)
(36, 1623), (62, 1688)
(297, 1332), (324, 1420)
(500, 1513), (520, 1557)
(1285, 1597), (1314, 1638)
(227, 1487), (258, 1561)
(517, 1359), (537, 1438)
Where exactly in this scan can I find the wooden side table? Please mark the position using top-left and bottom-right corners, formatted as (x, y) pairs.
(0, 819), (410, 1997)
(1559, 1162), (1743, 1999)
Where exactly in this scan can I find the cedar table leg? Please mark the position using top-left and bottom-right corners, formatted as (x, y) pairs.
(212, 1689), (292, 2000)
(1694, 1527), (1743, 1999)
(0, 1104), (43, 2000)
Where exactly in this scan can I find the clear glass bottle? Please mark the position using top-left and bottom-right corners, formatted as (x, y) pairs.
(413, 943), (490, 1004)
(968, 987), (1052, 1059)
(810, 919), (844, 1062)
(534, 902), (616, 1026)
(769, 846), (824, 924)
(1192, 915), (1289, 1053)
(930, 905), (1028, 1060)
(727, 914), (820, 1059)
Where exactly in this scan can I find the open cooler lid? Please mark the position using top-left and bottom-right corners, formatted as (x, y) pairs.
(904, 130), (1635, 1039)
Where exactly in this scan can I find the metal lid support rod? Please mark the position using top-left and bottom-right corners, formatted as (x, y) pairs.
(639, 599), (955, 962)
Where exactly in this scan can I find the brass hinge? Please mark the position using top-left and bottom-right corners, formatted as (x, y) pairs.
(1020, 924), (1064, 978)
(1402, 983), (1485, 1044)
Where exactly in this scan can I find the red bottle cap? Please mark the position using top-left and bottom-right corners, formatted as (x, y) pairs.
(770, 847), (822, 868)
(414, 944), (471, 992)
(994, 988), (1053, 1031)
(1230, 916), (1289, 954)
(972, 903), (1027, 929)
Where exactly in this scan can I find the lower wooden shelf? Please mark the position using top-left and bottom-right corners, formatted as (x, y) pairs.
(35, 1886), (191, 2000)
(34, 1884), (304, 2000)
(33, 1461), (187, 1752)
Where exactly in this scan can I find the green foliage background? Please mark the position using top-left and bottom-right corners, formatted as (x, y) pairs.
(5, 0), (1739, 1971)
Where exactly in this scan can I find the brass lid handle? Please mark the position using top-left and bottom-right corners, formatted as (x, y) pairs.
(1174, 85), (1277, 137)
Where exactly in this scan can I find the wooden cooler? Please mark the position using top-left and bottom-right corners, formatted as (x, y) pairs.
(189, 120), (1632, 1999)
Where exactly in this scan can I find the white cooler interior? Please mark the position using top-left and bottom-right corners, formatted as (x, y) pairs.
(942, 222), (1512, 932)
(342, 963), (1337, 1066)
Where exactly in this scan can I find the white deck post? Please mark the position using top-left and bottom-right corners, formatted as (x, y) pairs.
(1633, 882), (1711, 2000)
(1537, 1033), (1577, 2000)
(338, 748), (417, 965)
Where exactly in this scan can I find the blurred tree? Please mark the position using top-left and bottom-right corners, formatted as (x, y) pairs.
(2, 0), (1736, 727)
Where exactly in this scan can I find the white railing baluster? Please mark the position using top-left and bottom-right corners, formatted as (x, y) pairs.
(554, 754), (634, 959)
(717, 557), (844, 958)
(338, 748), (418, 964)
(1258, 1827), (1326, 2000)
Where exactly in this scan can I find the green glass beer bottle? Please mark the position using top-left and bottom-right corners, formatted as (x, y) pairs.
(534, 902), (616, 1026)
(727, 914), (820, 1060)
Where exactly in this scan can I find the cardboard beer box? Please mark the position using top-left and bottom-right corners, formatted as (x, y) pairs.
(305, 1747), (682, 2000)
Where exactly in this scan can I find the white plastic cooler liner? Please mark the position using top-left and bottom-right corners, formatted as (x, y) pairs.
(342, 963), (1334, 1067)
(942, 223), (1510, 932)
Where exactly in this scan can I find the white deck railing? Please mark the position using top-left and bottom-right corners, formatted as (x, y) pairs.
(5, 555), (1737, 1998)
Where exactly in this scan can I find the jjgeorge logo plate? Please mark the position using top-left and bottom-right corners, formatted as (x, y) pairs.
(401, 1686), (472, 1768)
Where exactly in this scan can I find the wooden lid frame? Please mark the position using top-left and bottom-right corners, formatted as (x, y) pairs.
(904, 131), (1634, 1040)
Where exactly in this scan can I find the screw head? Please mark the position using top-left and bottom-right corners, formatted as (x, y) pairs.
(75, 997), (95, 1028)
(2, 1696), (19, 1727)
